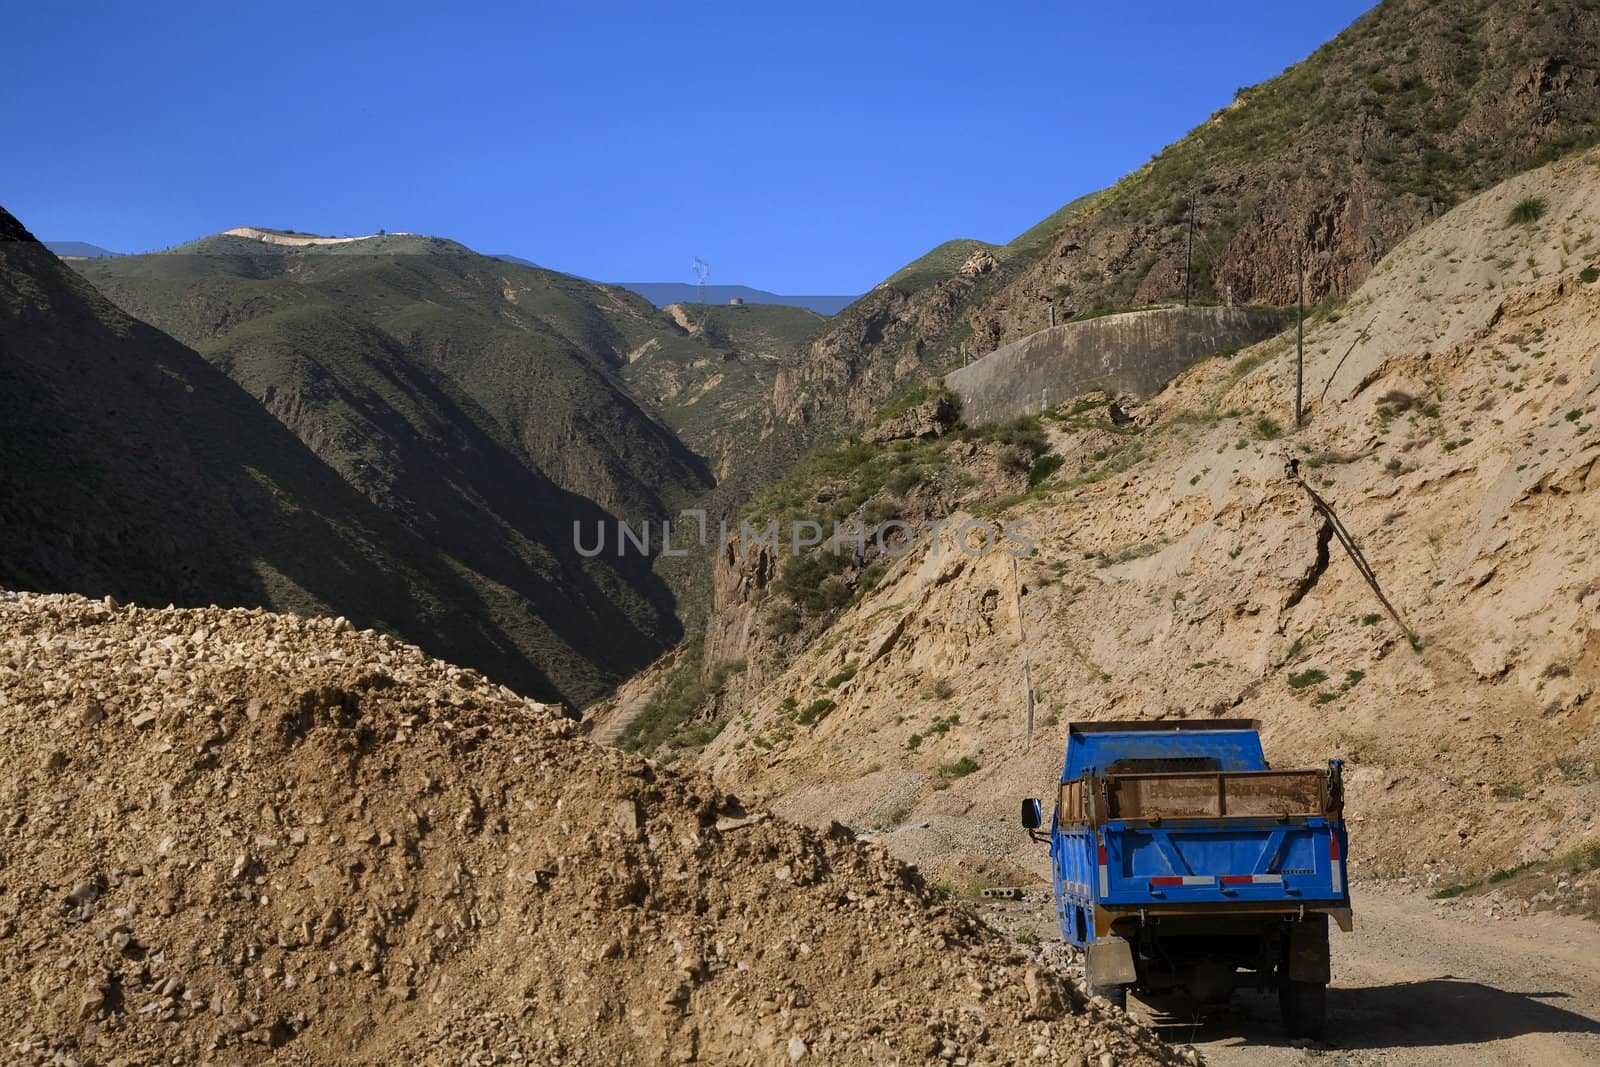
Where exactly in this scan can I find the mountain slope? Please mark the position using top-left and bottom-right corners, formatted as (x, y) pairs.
(73, 229), (837, 637)
(76, 231), (717, 517)
(6, 211), (704, 703)
(0, 206), (655, 701)
(619, 301), (826, 477)
(762, 0), (1600, 454)
(659, 145), (1600, 899)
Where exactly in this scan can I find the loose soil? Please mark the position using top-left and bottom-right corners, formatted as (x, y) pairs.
(0, 591), (1185, 1065)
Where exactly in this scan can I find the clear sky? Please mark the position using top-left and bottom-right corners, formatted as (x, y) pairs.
(5, 0), (1374, 293)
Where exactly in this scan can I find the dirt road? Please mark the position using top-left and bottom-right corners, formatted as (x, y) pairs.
(983, 880), (1600, 1066)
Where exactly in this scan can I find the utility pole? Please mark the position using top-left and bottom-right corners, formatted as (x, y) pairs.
(1184, 191), (1196, 307)
(1295, 244), (1305, 427)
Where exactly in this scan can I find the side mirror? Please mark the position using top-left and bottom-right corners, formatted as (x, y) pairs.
(1020, 798), (1043, 831)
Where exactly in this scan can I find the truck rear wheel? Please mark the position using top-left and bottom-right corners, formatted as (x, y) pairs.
(1278, 978), (1326, 1038)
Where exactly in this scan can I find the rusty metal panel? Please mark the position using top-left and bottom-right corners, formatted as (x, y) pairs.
(1106, 774), (1223, 819)
(1058, 780), (1088, 822)
(1222, 772), (1326, 817)
(1101, 770), (1329, 820)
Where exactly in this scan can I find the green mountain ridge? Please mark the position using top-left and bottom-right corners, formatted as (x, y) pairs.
(56, 224), (774, 703)
(62, 221), (840, 689)
(1, 207), (659, 702)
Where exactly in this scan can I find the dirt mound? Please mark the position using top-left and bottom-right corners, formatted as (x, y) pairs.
(0, 592), (1183, 1065)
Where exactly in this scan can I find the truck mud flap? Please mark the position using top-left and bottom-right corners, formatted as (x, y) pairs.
(1286, 916), (1330, 984)
(1085, 938), (1138, 987)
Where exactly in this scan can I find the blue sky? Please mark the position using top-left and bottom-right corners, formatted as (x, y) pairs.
(5, 1), (1373, 293)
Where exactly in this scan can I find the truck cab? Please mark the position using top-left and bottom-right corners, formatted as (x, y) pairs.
(1021, 720), (1350, 1037)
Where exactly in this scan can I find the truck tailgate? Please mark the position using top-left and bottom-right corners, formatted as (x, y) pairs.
(1072, 769), (1348, 906)
(1100, 818), (1346, 905)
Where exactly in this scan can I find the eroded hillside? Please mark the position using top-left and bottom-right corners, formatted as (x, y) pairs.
(655, 148), (1600, 903)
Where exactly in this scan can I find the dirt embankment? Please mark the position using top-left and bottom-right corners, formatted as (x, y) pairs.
(0, 591), (1187, 1065)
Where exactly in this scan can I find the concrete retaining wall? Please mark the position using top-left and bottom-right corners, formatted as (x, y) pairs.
(945, 305), (1292, 424)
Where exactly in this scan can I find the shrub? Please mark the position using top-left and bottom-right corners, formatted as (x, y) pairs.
(775, 550), (853, 613)
(923, 676), (955, 700)
(765, 600), (801, 635)
(796, 698), (835, 726)
(1028, 454), (1066, 487)
(1288, 668), (1328, 689)
(1253, 417), (1283, 440)
(825, 663), (858, 688)
(1379, 389), (1416, 413)
(939, 756), (981, 778)
(1507, 196), (1547, 225)
(862, 497), (901, 526)
(985, 415), (1050, 456)
(1580, 266), (1600, 284)
(856, 564), (887, 595)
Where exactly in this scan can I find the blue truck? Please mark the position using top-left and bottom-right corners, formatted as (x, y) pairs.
(1021, 720), (1350, 1037)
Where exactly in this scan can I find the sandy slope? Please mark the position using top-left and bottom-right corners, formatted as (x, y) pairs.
(684, 148), (1600, 895)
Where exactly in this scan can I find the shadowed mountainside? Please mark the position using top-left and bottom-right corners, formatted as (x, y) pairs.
(3, 209), (687, 704)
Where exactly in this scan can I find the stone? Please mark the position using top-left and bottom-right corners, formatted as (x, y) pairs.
(862, 394), (959, 444)
(613, 799), (642, 839)
(787, 1036), (808, 1062)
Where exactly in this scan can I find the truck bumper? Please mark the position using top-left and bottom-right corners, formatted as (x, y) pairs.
(1094, 902), (1353, 937)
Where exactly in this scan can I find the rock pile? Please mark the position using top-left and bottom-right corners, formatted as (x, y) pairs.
(0, 592), (1182, 1065)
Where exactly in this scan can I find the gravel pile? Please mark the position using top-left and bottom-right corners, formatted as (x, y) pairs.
(0, 592), (1184, 1065)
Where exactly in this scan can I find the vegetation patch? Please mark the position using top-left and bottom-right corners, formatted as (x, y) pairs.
(938, 756), (981, 779)
(1028, 454), (1066, 486)
(1287, 668), (1329, 690)
(1507, 196), (1547, 226)
(824, 662), (859, 688)
(795, 698), (836, 726)
(619, 652), (745, 753)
